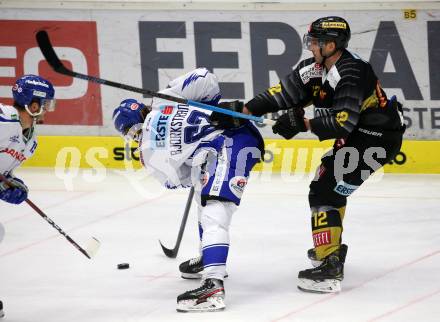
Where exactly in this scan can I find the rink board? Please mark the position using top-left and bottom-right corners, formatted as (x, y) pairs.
(22, 136), (440, 174)
(0, 7), (439, 140)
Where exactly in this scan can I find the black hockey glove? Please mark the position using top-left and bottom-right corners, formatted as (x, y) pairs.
(209, 100), (247, 129)
(272, 108), (306, 139)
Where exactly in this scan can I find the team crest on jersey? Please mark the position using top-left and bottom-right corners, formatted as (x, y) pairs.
(9, 135), (20, 143)
(229, 176), (247, 198)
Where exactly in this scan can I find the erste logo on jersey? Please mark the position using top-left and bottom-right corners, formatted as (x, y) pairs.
(334, 180), (359, 196)
(161, 105), (174, 115)
(0, 20), (102, 126)
(150, 111), (171, 149)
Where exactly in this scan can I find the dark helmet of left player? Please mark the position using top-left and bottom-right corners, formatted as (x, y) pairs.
(303, 16), (351, 61)
(112, 99), (151, 142)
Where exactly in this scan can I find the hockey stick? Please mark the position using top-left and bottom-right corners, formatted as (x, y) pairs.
(0, 175), (100, 259)
(159, 187), (195, 258)
(35, 30), (275, 126)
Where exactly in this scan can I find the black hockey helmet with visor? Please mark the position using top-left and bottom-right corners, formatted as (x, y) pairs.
(303, 16), (351, 51)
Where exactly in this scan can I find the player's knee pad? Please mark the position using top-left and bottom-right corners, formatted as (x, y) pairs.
(200, 200), (236, 236)
(200, 200), (237, 272)
(310, 205), (345, 260)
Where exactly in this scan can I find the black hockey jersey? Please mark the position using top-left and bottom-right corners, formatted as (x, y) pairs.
(246, 49), (404, 141)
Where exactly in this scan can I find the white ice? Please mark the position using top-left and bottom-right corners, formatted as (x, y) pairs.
(1, 168), (439, 322)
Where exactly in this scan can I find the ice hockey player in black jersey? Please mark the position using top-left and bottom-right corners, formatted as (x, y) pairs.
(244, 16), (405, 293)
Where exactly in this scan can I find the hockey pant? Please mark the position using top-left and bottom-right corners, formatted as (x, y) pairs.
(191, 124), (262, 279)
(309, 128), (403, 260)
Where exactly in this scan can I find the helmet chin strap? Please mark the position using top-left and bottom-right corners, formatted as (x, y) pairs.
(319, 46), (340, 68)
(24, 103), (44, 117)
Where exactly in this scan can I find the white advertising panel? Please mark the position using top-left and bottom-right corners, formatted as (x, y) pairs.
(0, 8), (438, 139)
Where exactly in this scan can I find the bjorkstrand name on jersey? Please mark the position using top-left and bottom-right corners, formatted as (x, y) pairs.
(169, 105), (190, 155)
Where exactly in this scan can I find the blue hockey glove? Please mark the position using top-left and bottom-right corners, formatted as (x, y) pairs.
(0, 175), (29, 205)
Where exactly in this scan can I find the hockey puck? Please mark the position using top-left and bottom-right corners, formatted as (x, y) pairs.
(117, 263), (130, 270)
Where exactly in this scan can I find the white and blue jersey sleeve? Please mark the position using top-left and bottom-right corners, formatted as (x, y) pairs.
(151, 67), (221, 110)
(0, 104), (38, 176)
(165, 67), (221, 105)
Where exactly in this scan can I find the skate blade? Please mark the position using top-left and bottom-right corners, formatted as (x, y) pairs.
(297, 278), (341, 293)
(176, 297), (225, 313)
(181, 272), (229, 280)
(181, 272), (203, 279)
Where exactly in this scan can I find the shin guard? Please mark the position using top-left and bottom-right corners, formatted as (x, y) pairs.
(311, 206), (345, 260)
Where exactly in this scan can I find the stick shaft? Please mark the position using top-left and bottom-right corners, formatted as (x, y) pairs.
(159, 187), (195, 258)
(36, 30), (272, 125)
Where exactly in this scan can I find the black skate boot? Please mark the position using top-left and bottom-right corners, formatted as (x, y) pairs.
(179, 256), (204, 279)
(0, 300), (4, 318)
(298, 248), (345, 293)
(179, 256), (228, 279)
(307, 244), (348, 267)
(176, 278), (225, 312)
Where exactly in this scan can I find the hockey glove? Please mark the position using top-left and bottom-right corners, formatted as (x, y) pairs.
(209, 101), (247, 129)
(272, 108), (306, 139)
(0, 175), (28, 205)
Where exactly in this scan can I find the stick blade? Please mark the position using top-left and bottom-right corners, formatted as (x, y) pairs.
(35, 30), (68, 74)
(159, 240), (177, 258)
(85, 237), (101, 258)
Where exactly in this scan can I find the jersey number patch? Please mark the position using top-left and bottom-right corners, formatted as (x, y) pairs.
(184, 110), (216, 144)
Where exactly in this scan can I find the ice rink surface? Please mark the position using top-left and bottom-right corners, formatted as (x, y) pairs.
(1, 168), (439, 322)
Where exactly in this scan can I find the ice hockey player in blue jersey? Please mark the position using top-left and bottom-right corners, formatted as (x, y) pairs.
(112, 68), (264, 312)
(0, 74), (56, 318)
(0, 74), (55, 202)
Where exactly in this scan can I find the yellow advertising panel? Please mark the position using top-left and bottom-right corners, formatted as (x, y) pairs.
(23, 136), (440, 174)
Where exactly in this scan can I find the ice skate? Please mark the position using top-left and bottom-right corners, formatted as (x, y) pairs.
(179, 256), (228, 279)
(298, 248), (344, 293)
(307, 243), (348, 267)
(176, 278), (225, 312)
(179, 256), (204, 279)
